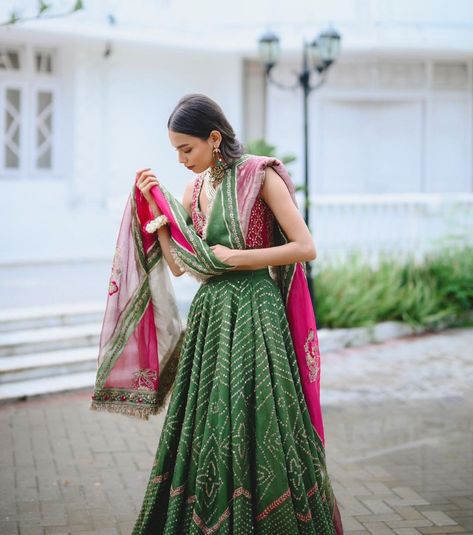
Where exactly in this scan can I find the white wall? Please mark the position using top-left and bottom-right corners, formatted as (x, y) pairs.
(102, 43), (242, 204)
(264, 57), (473, 195)
(1, 0), (473, 264)
(0, 36), (243, 264)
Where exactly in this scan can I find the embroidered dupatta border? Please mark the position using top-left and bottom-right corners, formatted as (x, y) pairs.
(90, 330), (185, 420)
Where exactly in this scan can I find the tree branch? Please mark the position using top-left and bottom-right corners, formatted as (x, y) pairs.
(0, 1), (84, 27)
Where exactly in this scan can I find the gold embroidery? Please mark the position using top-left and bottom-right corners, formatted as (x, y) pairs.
(108, 246), (122, 295)
(131, 368), (158, 391)
(304, 328), (320, 383)
(225, 163), (244, 249)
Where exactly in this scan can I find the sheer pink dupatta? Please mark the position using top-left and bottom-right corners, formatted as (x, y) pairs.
(90, 189), (184, 418)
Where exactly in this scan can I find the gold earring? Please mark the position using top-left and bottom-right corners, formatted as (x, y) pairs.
(209, 146), (226, 183)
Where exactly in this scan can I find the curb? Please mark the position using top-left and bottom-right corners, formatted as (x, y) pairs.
(318, 320), (432, 353)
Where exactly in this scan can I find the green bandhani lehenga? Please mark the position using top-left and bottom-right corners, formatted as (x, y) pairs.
(90, 154), (343, 534)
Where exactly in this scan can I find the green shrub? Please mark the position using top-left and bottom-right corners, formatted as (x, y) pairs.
(313, 246), (473, 329)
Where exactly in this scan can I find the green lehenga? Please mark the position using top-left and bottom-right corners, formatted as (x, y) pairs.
(89, 153), (342, 534)
(132, 268), (337, 535)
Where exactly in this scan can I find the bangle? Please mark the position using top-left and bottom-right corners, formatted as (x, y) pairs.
(145, 214), (169, 234)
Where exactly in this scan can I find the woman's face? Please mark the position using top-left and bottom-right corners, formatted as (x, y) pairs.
(168, 130), (216, 174)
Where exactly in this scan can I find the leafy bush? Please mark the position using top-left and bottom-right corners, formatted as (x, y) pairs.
(244, 139), (296, 167)
(313, 246), (473, 329)
(245, 139), (306, 193)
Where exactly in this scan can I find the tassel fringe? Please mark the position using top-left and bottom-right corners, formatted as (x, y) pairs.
(168, 240), (210, 283)
(88, 400), (166, 420)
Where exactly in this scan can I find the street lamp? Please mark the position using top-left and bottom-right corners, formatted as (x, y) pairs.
(257, 25), (341, 309)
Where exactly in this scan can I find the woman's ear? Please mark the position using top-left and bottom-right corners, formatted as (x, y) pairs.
(209, 130), (222, 146)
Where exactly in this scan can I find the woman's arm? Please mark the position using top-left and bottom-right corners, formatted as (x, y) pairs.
(218, 167), (316, 269)
(150, 179), (196, 277)
(136, 168), (194, 277)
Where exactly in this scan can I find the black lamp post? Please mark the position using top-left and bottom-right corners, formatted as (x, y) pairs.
(258, 26), (341, 309)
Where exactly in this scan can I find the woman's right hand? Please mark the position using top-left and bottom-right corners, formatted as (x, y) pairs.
(136, 167), (161, 214)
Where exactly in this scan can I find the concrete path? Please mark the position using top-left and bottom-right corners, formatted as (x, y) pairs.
(0, 327), (472, 535)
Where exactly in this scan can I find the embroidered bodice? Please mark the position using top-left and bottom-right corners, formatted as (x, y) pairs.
(191, 173), (274, 248)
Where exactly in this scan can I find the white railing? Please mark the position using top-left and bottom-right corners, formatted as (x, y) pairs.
(309, 193), (473, 262)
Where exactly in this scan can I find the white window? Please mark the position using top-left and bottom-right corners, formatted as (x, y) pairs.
(0, 45), (60, 178)
(35, 89), (54, 169)
(4, 87), (22, 169)
(0, 47), (21, 71)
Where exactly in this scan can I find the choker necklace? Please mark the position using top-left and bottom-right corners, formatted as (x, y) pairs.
(203, 166), (226, 202)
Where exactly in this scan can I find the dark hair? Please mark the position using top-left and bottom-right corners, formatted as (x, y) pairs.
(167, 93), (244, 165)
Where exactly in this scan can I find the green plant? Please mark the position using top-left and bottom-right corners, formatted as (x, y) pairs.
(245, 139), (296, 167)
(1, 1), (83, 27)
(313, 246), (473, 330)
(245, 138), (305, 191)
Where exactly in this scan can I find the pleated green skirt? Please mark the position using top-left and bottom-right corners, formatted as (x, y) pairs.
(132, 268), (338, 535)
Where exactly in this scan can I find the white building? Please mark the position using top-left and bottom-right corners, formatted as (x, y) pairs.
(1, 0), (473, 266)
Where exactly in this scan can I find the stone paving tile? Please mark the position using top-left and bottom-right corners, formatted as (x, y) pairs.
(422, 512), (460, 527)
(418, 528), (466, 534)
(362, 521), (397, 534)
(0, 327), (471, 534)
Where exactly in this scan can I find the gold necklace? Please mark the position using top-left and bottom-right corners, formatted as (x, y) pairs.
(203, 167), (224, 203)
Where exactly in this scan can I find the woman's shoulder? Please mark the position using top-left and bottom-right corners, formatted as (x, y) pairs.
(233, 153), (287, 179)
(234, 153), (284, 167)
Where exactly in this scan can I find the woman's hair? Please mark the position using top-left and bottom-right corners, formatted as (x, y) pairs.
(167, 94), (244, 165)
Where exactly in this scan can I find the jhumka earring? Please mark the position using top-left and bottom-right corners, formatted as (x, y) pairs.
(208, 146), (226, 185)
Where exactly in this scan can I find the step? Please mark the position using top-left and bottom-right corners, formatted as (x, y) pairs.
(0, 371), (96, 402)
(0, 347), (97, 384)
(0, 323), (101, 357)
(0, 302), (105, 332)
(0, 299), (192, 333)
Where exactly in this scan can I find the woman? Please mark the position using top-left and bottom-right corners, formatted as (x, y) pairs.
(90, 94), (343, 534)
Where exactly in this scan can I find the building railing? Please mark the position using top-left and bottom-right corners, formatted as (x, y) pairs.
(309, 193), (473, 262)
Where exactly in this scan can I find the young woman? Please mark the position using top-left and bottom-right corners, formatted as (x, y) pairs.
(90, 94), (343, 534)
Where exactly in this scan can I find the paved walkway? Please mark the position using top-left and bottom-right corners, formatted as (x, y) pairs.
(0, 327), (472, 535)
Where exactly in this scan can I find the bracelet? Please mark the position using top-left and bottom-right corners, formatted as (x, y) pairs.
(145, 214), (169, 234)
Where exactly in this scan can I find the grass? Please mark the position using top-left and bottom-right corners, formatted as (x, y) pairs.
(313, 245), (473, 330)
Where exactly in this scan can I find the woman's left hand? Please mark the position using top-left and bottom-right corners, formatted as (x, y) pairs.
(210, 244), (238, 266)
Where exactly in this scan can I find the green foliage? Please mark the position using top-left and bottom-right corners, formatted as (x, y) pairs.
(245, 138), (305, 191)
(1, 0), (84, 26)
(39, 1), (50, 15)
(245, 139), (296, 168)
(313, 246), (473, 330)
(8, 11), (20, 24)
